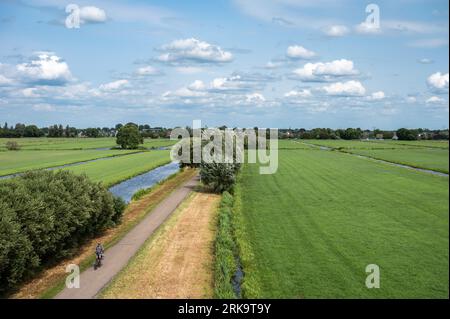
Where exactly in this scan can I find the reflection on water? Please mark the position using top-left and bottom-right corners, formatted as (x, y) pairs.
(108, 162), (180, 202)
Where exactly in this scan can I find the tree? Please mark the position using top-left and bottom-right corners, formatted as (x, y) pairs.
(116, 124), (143, 149)
(24, 125), (42, 137)
(396, 128), (417, 140)
(85, 128), (100, 138)
(200, 162), (237, 193)
(0, 170), (125, 292)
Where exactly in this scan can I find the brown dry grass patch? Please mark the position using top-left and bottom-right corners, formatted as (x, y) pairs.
(100, 191), (221, 299)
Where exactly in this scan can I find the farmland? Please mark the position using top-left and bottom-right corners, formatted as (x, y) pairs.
(0, 138), (176, 181)
(0, 149), (139, 176)
(235, 144), (448, 298)
(0, 137), (176, 150)
(60, 150), (171, 187)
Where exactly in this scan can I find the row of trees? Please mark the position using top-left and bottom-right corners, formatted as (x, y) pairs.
(0, 122), (170, 139)
(0, 170), (125, 293)
(279, 127), (449, 141)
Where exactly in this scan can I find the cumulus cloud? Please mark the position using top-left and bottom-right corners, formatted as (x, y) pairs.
(291, 59), (359, 82)
(427, 72), (449, 93)
(367, 91), (385, 100)
(16, 53), (73, 85)
(99, 79), (129, 91)
(324, 25), (349, 37)
(79, 6), (107, 23)
(157, 38), (233, 65)
(188, 80), (206, 91)
(286, 45), (316, 59)
(284, 89), (312, 98)
(135, 66), (162, 76)
(426, 96), (445, 104)
(322, 80), (366, 96)
(246, 93), (266, 103)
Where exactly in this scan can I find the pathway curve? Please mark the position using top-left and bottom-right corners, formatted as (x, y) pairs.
(55, 174), (199, 299)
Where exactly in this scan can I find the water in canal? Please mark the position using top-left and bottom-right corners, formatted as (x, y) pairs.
(108, 161), (180, 202)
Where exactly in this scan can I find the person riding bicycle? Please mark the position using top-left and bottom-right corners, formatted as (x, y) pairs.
(95, 243), (104, 260)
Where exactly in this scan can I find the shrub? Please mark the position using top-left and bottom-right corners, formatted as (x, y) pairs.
(0, 170), (126, 293)
(200, 162), (237, 193)
(5, 141), (20, 151)
(214, 191), (238, 298)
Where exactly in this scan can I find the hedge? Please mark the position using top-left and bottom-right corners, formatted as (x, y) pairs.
(0, 170), (125, 293)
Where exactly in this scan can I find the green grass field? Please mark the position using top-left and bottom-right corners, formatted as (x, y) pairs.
(351, 148), (449, 173)
(60, 150), (171, 186)
(0, 149), (139, 176)
(0, 137), (176, 150)
(372, 140), (449, 149)
(236, 148), (448, 298)
(302, 139), (414, 149)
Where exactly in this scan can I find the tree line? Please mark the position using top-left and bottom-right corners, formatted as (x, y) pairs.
(0, 122), (170, 139)
(0, 122), (448, 141)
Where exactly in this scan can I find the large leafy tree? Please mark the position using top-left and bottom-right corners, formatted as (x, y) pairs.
(116, 124), (143, 149)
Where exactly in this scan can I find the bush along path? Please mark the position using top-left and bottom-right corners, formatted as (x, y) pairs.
(55, 174), (199, 299)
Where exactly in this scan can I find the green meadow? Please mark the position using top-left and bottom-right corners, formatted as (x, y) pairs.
(236, 144), (448, 298)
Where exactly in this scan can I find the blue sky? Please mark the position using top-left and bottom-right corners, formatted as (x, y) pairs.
(0, 0), (448, 129)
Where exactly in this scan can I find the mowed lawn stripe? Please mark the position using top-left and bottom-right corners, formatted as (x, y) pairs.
(60, 150), (171, 187)
(239, 149), (448, 298)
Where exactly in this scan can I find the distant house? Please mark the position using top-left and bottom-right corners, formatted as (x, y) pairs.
(375, 133), (384, 140)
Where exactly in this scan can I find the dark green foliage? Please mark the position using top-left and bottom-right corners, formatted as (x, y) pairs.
(0, 170), (125, 293)
(396, 128), (418, 140)
(116, 124), (144, 149)
(200, 162), (238, 193)
(214, 192), (238, 298)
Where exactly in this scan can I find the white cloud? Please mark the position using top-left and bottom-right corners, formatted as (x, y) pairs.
(0, 74), (13, 85)
(427, 72), (449, 93)
(322, 80), (366, 96)
(264, 61), (283, 69)
(406, 96), (417, 103)
(367, 91), (385, 100)
(79, 6), (107, 23)
(99, 79), (129, 91)
(324, 25), (349, 37)
(426, 96), (445, 104)
(246, 93), (266, 103)
(157, 38), (233, 64)
(284, 89), (312, 98)
(286, 45), (316, 59)
(22, 87), (39, 97)
(32, 103), (55, 111)
(16, 53), (72, 85)
(209, 74), (254, 92)
(136, 66), (161, 76)
(188, 80), (206, 91)
(355, 22), (381, 35)
(292, 59), (359, 82)
(417, 58), (434, 64)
